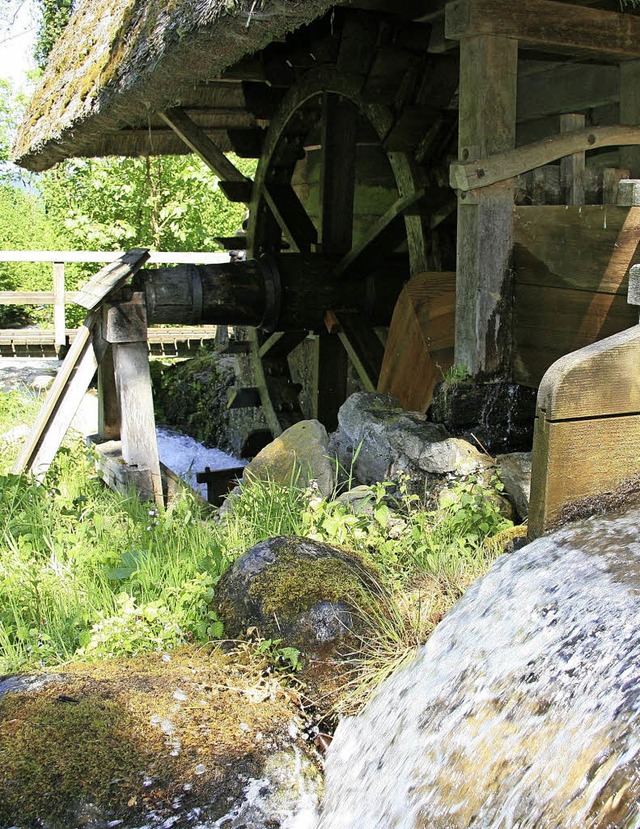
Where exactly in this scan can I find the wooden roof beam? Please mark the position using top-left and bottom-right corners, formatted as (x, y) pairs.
(445, 0), (640, 60)
(159, 108), (252, 201)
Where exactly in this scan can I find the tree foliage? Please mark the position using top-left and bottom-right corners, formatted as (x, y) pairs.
(41, 153), (254, 251)
(34, 0), (72, 68)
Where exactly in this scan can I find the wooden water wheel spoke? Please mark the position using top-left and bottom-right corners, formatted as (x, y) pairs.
(263, 183), (317, 253)
(258, 330), (308, 360)
(320, 93), (359, 255)
(334, 188), (428, 279)
(328, 310), (385, 392)
(241, 65), (426, 435)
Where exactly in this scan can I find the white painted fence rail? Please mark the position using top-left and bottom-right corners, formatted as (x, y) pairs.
(0, 250), (229, 352)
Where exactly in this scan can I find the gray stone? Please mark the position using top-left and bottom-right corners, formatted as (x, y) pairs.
(29, 374), (55, 392)
(215, 535), (380, 656)
(332, 392), (492, 489)
(243, 419), (336, 497)
(496, 452), (532, 520)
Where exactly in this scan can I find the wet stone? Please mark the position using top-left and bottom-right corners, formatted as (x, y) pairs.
(429, 380), (537, 454)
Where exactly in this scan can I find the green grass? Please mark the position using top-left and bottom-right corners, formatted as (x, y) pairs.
(0, 386), (523, 707)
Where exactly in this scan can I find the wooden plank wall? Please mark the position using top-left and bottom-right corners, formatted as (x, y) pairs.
(512, 205), (640, 387)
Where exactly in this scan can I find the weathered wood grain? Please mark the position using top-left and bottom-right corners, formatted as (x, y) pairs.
(105, 293), (148, 344)
(159, 108), (249, 184)
(455, 33), (517, 377)
(446, 0), (640, 60)
(112, 341), (163, 506)
(74, 249), (150, 311)
(560, 114), (585, 206)
(378, 271), (455, 411)
(528, 326), (640, 537)
(512, 285), (636, 387)
(620, 60), (640, 178)
(451, 126), (640, 193)
(514, 206), (640, 294)
(12, 313), (98, 478)
(516, 62), (618, 123)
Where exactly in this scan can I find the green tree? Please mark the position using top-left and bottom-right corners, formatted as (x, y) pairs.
(34, 0), (72, 68)
(42, 154), (254, 252)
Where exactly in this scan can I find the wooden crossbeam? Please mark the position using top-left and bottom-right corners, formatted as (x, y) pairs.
(451, 125), (640, 192)
(74, 248), (149, 310)
(517, 63), (618, 124)
(445, 0), (640, 60)
(159, 108), (252, 199)
(12, 313), (98, 478)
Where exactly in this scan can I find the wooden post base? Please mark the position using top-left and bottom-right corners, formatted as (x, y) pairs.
(529, 325), (640, 538)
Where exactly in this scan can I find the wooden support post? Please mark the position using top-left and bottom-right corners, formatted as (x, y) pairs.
(620, 60), (640, 178)
(528, 325), (640, 538)
(453, 33), (518, 376)
(12, 313), (99, 479)
(106, 293), (163, 506)
(52, 262), (66, 355)
(97, 339), (121, 440)
(560, 114), (585, 206)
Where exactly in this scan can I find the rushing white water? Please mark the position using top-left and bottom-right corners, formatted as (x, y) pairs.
(313, 508), (640, 829)
(156, 427), (245, 498)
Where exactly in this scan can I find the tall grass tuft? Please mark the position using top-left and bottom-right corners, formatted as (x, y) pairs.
(0, 387), (523, 706)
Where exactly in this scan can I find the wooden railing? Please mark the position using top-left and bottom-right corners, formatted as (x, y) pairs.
(0, 250), (229, 354)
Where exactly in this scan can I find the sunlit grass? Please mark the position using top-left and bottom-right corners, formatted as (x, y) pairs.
(0, 385), (522, 709)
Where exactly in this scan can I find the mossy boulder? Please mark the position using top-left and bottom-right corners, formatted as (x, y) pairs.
(215, 536), (381, 659)
(0, 649), (322, 829)
(151, 352), (235, 451)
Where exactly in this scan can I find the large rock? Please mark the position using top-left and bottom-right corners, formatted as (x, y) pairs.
(216, 535), (380, 657)
(496, 452), (532, 520)
(243, 419), (336, 497)
(332, 392), (492, 493)
(0, 650), (321, 829)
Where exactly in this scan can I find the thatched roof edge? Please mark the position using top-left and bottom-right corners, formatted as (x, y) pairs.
(12, 0), (336, 171)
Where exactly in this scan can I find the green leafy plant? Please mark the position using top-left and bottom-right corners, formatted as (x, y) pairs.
(441, 363), (470, 383)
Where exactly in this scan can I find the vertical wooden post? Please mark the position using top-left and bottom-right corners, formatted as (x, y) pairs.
(453, 34), (518, 377)
(620, 60), (640, 178)
(97, 339), (121, 440)
(106, 293), (163, 506)
(53, 262), (66, 356)
(560, 113), (586, 205)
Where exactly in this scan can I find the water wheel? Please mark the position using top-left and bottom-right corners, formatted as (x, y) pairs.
(239, 65), (446, 439)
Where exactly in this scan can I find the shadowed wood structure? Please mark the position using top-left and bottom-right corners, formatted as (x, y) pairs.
(12, 0), (640, 513)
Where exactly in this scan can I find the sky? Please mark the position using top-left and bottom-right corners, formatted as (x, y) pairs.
(0, 0), (38, 90)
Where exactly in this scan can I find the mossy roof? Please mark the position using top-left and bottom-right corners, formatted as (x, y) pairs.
(12, 0), (336, 171)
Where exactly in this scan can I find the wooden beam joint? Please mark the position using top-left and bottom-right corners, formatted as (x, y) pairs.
(451, 125), (640, 192)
